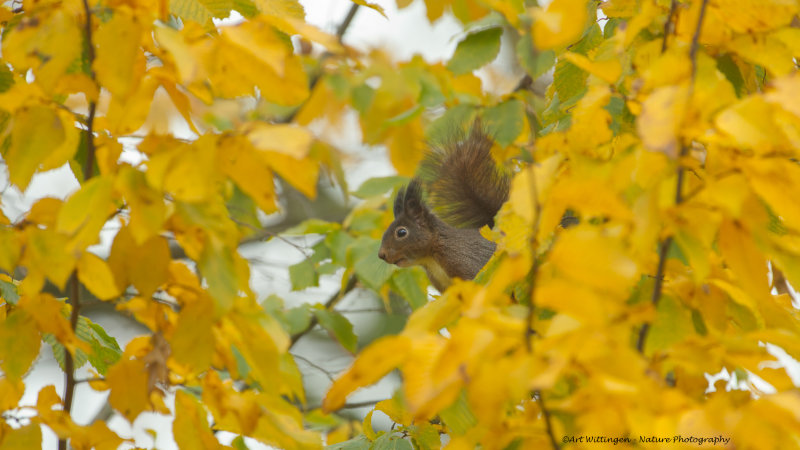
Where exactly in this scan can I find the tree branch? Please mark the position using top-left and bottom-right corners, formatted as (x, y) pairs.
(637, 0), (709, 354)
(60, 2), (97, 448)
(336, 4), (359, 41)
(661, 0), (678, 53)
(536, 390), (560, 449)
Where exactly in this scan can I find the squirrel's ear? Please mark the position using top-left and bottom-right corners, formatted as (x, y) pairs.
(402, 179), (432, 223)
(393, 185), (407, 218)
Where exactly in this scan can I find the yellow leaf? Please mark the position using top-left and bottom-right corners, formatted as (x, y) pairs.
(2, 10), (82, 92)
(729, 33), (795, 77)
(716, 97), (785, 155)
(387, 121), (425, 176)
(253, 0), (305, 19)
(0, 309), (40, 380)
(637, 84), (688, 158)
(6, 105), (66, 190)
(77, 252), (122, 300)
(69, 422), (125, 450)
(0, 424), (42, 449)
(94, 10), (145, 99)
(549, 225), (638, 296)
(22, 228), (75, 291)
(323, 335), (412, 412)
(26, 198), (63, 227)
(531, 0), (588, 50)
(147, 135), (221, 202)
(215, 19), (309, 105)
(107, 358), (150, 423)
(743, 158), (800, 230)
(173, 390), (222, 449)
(109, 227), (171, 299)
(102, 74), (159, 135)
(217, 136), (278, 213)
(19, 294), (87, 354)
(562, 52), (622, 84)
(116, 167), (167, 244)
(265, 151), (319, 200)
(711, 0), (797, 34)
(56, 176), (115, 252)
(169, 297), (215, 375)
(244, 122), (314, 158)
(718, 220), (771, 303)
(566, 86), (614, 157)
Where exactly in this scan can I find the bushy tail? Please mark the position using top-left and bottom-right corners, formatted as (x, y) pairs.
(419, 123), (510, 229)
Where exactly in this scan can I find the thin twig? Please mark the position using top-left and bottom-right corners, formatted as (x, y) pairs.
(536, 390), (560, 449)
(637, 0), (709, 354)
(290, 275), (357, 347)
(292, 353), (335, 381)
(525, 163), (542, 352)
(661, 0), (678, 53)
(59, 274), (81, 450)
(335, 4), (359, 41)
(60, 2), (97, 448)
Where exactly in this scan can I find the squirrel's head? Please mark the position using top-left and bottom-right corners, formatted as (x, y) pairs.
(378, 179), (438, 267)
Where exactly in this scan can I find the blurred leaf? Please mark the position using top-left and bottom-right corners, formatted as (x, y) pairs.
(289, 258), (319, 291)
(353, 176), (409, 199)
(446, 27), (503, 75)
(314, 308), (358, 353)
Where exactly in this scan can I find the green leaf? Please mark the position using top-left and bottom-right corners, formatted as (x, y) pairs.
(351, 84), (375, 115)
(439, 391), (477, 436)
(516, 35), (555, 80)
(0, 64), (14, 93)
(553, 57), (587, 109)
(446, 27), (503, 75)
(483, 99), (525, 147)
(372, 433), (413, 450)
(313, 309), (357, 353)
(717, 53), (745, 98)
(644, 295), (696, 355)
(284, 219), (341, 235)
(283, 304), (314, 335)
(199, 240), (237, 312)
(231, 435), (250, 450)
(326, 435), (370, 450)
(325, 230), (355, 266)
(0, 279), (20, 305)
(349, 237), (394, 290)
(169, 0), (235, 24)
(353, 176), (409, 199)
(85, 321), (122, 375)
(289, 258), (319, 291)
(390, 268), (428, 310)
(232, 0), (257, 17)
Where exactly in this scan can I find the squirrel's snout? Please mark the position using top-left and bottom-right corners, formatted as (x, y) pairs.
(378, 250), (387, 261)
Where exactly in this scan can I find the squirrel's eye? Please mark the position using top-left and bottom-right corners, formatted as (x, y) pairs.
(395, 227), (408, 239)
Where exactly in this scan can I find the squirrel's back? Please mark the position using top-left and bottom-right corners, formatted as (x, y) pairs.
(419, 124), (510, 229)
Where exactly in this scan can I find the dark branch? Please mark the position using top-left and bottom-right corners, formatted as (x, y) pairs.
(638, 0), (709, 354)
(336, 4), (359, 41)
(661, 0), (678, 53)
(536, 390), (560, 449)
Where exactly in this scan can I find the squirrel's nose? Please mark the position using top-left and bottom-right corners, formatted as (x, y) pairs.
(378, 250), (387, 261)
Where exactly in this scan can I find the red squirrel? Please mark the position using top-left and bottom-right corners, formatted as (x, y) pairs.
(378, 124), (510, 291)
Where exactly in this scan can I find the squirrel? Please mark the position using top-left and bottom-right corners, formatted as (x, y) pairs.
(377, 123), (510, 292)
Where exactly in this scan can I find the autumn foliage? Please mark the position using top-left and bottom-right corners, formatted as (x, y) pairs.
(1, 0), (800, 448)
